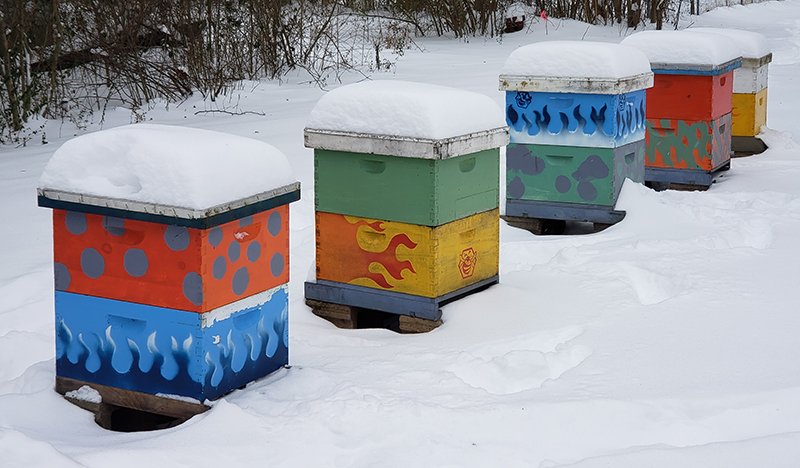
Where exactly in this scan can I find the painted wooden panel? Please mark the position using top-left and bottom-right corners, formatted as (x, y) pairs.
(505, 90), (647, 148)
(316, 209), (499, 298)
(52, 205), (290, 313)
(733, 64), (768, 94)
(55, 286), (288, 401)
(314, 149), (499, 226)
(732, 88), (768, 137)
(645, 114), (732, 172)
(506, 139), (645, 207)
(647, 71), (734, 121)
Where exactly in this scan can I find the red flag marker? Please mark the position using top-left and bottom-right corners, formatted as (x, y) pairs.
(541, 11), (547, 21)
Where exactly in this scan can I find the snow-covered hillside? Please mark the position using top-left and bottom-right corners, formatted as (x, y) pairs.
(2, 2), (800, 466)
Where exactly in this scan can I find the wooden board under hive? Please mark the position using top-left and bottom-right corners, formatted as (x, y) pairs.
(314, 149), (499, 227)
(505, 139), (645, 207)
(645, 114), (732, 172)
(51, 205), (290, 312)
(315, 209), (499, 299)
(55, 285), (288, 401)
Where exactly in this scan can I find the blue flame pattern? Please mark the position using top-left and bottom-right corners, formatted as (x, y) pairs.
(55, 286), (288, 401)
(506, 90), (647, 148)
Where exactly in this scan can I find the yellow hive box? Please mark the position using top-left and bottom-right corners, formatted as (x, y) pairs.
(732, 88), (768, 137)
(316, 209), (499, 298)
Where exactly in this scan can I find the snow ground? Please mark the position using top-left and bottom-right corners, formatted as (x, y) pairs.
(3, 2), (800, 466)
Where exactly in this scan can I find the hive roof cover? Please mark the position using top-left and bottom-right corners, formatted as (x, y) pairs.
(501, 41), (652, 79)
(305, 80), (505, 141)
(620, 30), (742, 70)
(38, 124), (297, 211)
(690, 27), (771, 61)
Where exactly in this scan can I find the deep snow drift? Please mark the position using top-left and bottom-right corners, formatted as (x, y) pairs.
(3, 2), (800, 467)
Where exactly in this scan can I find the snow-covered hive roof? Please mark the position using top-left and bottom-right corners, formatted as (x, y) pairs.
(689, 28), (772, 67)
(38, 124), (299, 224)
(498, 41), (654, 94)
(304, 80), (508, 160)
(620, 31), (742, 75)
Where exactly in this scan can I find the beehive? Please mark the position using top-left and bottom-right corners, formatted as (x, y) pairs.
(622, 31), (742, 187)
(304, 81), (507, 321)
(499, 41), (653, 222)
(692, 28), (771, 154)
(38, 124), (299, 403)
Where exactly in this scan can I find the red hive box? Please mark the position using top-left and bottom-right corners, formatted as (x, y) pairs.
(51, 205), (289, 312)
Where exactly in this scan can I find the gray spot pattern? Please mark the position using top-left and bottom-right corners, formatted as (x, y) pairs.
(572, 154), (609, 181)
(124, 248), (149, 277)
(81, 248), (105, 279)
(267, 211), (282, 237)
(507, 145), (545, 176)
(165, 225), (190, 251)
(208, 227), (223, 247)
(102, 216), (126, 236)
(228, 241), (241, 262)
(232, 267), (249, 295)
(65, 212), (87, 236)
(508, 176), (526, 199)
(247, 241), (261, 263)
(213, 256), (227, 280)
(54, 262), (71, 291)
(182, 272), (203, 306)
(555, 175), (571, 194)
(270, 252), (284, 278)
(577, 181), (598, 201)
(239, 216), (253, 227)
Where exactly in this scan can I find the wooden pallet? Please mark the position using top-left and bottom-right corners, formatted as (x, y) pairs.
(56, 376), (210, 431)
(306, 299), (442, 334)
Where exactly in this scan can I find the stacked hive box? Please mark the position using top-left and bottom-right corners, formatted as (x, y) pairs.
(38, 125), (300, 412)
(304, 81), (508, 326)
(693, 28), (772, 155)
(621, 31), (742, 189)
(499, 41), (653, 228)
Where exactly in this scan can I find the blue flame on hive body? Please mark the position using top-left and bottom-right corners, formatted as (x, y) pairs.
(55, 287), (288, 401)
(506, 90), (647, 148)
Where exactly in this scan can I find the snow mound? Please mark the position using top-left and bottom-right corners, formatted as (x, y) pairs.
(621, 31), (741, 67)
(305, 80), (505, 140)
(500, 41), (652, 79)
(39, 124), (296, 210)
(64, 385), (101, 403)
(689, 28), (771, 60)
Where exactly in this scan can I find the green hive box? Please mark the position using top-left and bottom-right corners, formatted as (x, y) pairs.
(314, 148), (499, 226)
(506, 139), (645, 207)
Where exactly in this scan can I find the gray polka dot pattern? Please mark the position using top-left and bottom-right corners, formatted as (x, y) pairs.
(54, 262), (71, 291)
(65, 212), (87, 236)
(208, 227), (223, 247)
(228, 241), (241, 262)
(213, 256), (227, 280)
(102, 216), (126, 236)
(165, 225), (190, 251)
(267, 211), (282, 237)
(270, 252), (284, 277)
(232, 267), (249, 295)
(239, 216), (253, 227)
(247, 241), (261, 263)
(182, 272), (203, 306)
(81, 248), (105, 279)
(508, 176), (525, 199)
(577, 181), (598, 201)
(555, 175), (571, 194)
(124, 249), (149, 277)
